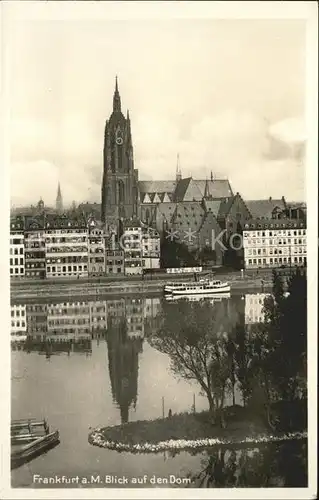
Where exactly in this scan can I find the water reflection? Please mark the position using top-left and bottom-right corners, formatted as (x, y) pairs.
(10, 292), (307, 488)
(186, 440), (307, 488)
(107, 317), (143, 424)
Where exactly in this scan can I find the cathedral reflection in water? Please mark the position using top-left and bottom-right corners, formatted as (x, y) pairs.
(11, 293), (258, 423)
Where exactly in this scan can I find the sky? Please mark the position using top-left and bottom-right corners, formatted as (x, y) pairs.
(7, 8), (307, 206)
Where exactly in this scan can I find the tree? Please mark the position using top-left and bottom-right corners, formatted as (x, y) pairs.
(160, 238), (198, 268)
(149, 299), (232, 424)
(249, 268), (307, 430)
(232, 323), (254, 407)
(262, 269), (307, 402)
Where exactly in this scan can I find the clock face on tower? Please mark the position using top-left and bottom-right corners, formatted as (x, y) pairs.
(116, 130), (123, 145)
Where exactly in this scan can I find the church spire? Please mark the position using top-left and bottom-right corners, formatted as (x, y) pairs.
(113, 75), (121, 112)
(56, 182), (63, 213)
(176, 153), (182, 182)
(204, 178), (212, 200)
(126, 109), (132, 143)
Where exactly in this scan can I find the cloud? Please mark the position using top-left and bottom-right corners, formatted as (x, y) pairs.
(8, 18), (305, 205)
(269, 117), (306, 144)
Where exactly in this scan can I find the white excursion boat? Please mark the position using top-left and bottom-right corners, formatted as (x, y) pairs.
(164, 278), (230, 295)
(164, 282), (189, 294)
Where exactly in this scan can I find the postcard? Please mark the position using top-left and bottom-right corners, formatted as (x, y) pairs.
(1, 1), (317, 499)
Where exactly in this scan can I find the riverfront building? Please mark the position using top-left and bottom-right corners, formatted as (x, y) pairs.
(24, 216), (46, 279)
(243, 218), (307, 269)
(44, 215), (88, 278)
(87, 219), (106, 277)
(105, 250), (125, 275)
(10, 217), (25, 278)
(141, 228), (160, 271)
(122, 221), (143, 275)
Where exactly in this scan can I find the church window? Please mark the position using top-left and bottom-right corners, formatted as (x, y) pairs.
(117, 180), (125, 206)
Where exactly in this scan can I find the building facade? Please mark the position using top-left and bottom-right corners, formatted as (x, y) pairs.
(243, 219), (307, 269)
(105, 249), (125, 275)
(122, 221), (143, 275)
(24, 216), (46, 278)
(141, 228), (160, 270)
(88, 219), (106, 277)
(10, 217), (25, 278)
(44, 215), (88, 278)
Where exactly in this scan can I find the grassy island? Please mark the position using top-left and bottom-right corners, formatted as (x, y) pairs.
(88, 406), (307, 454)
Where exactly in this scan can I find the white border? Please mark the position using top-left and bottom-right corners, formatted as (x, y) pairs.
(0, 1), (317, 499)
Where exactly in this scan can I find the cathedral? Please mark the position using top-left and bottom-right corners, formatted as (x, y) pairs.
(101, 78), (236, 235)
(101, 76), (139, 226)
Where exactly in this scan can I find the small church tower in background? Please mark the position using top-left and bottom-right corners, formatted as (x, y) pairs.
(176, 153), (182, 182)
(56, 182), (63, 213)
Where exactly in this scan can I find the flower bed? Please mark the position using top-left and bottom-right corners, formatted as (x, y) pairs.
(88, 428), (307, 454)
(88, 409), (307, 455)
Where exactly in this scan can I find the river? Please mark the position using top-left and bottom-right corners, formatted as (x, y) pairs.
(10, 292), (307, 488)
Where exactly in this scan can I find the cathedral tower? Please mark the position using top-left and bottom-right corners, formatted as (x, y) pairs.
(101, 77), (138, 225)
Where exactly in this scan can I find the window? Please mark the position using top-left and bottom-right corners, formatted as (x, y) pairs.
(10, 258), (13, 266)
(20, 248), (23, 254)
(20, 258), (23, 265)
(117, 267), (121, 273)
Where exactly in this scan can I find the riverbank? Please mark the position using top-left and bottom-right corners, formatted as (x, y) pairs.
(10, 273), (272, 302)
(88, 407), (307, 454)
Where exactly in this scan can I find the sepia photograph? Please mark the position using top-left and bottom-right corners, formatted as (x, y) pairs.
(1, 1), (317, 498)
